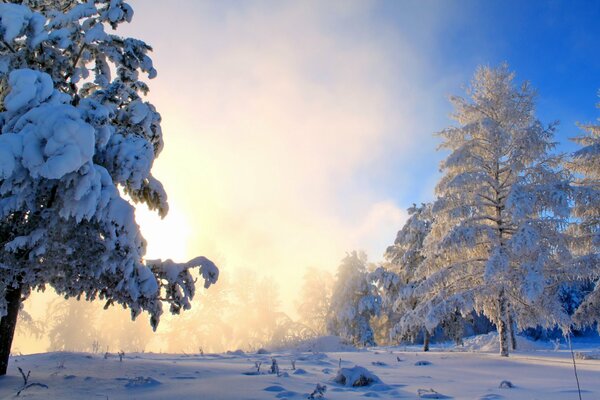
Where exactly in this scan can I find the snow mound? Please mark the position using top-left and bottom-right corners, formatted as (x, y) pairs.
(459, 332), (552, 352)
(293, 368), (308, 375)
(333, 365), (381, 387)
(499, 380), (515, 388)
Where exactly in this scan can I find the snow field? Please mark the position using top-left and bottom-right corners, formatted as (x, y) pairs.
(1, 337), (599, 399)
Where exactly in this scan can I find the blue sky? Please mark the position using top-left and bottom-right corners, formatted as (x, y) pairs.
(121, 1), (600, 304)
(345, 0), (600, 207)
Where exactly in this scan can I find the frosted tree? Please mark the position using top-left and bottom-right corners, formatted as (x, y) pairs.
(0, 1), (218, 374)
(381, 203), (433, 349)
(378, 203), (465, 349)
(400, 64), (573, 356)
(296, 267), (333, 336)
(327, 251), (381, 347)
(569, 100), (600, 329)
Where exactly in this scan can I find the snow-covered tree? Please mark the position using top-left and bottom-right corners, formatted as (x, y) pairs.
(400, 64), (573, 356)
(296, 267), (333, 336)
(570, 100), (600, 330)
(378, 203), (470, 349)
(382, 203), (433, 348)
(327, 251), (381, 347)
(0, 1), (218, 375)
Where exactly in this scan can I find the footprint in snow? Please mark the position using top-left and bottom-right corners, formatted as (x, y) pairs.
(478, 394), (503, 400)
(124, 376), (161, 388)
(371, 361), (387, 367)
(275, 390), (299, 398)
(415, 360), (432, 366)
(417, 388), (452, 399)
(264, 385), (285, 392)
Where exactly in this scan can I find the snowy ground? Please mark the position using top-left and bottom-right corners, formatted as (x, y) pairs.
(1, 334), (599, 399)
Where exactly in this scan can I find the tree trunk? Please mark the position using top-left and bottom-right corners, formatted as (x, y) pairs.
(0, 285), (22, 376)
(423, 330), (430, 352)
(508, 312), (517, 351)
(498, 291), (509, 357)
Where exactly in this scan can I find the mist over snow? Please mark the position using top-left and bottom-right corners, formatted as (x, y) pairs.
(116, 0), (450, 306)
(3, 7), (600, 400)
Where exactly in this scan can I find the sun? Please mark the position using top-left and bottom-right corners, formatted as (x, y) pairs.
(134, 201), (191, 262)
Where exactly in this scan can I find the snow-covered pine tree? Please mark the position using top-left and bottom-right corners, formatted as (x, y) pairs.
(570, 99), (600, 330)
(399, 64), (573, 356)
(327, 251), (381, 347)
(0, 1), (218, 375)
(375, 203), (434, 350)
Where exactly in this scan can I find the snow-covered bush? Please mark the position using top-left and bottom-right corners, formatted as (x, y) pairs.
(308, 383), (327, 399)
(0, 0), (218, 375)
(333, 365), (381, 387)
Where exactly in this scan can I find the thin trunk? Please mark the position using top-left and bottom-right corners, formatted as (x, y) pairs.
(0, 285), (22, 375)
(508, 312), (517, 351)
(494, 160), (510, 357)
(498, 290), (509, 357)
(423, 330), (430, 352)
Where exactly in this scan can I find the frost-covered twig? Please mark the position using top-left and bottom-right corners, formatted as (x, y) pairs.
(15, 367), (48, 397)
(270, 358), (279, 376)
(308, 383), (327, 399)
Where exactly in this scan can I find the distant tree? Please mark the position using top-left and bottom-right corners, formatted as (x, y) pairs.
(296, 267), (333, 336)
(570, 99), (600, 330)
(400, 64), (573, 356)
(268, 313), (315, 349)
(45, 298), (101, 352)
(327, 252), (381, 347)
(13, 307), (44, 352)
(0, 1), (218, 375)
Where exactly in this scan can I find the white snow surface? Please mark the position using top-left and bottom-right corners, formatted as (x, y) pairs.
(1, 335), (599, 399)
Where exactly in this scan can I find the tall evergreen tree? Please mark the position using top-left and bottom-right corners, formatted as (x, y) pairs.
(0, 1), (218, 374)
(399, 64), (572, 356)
